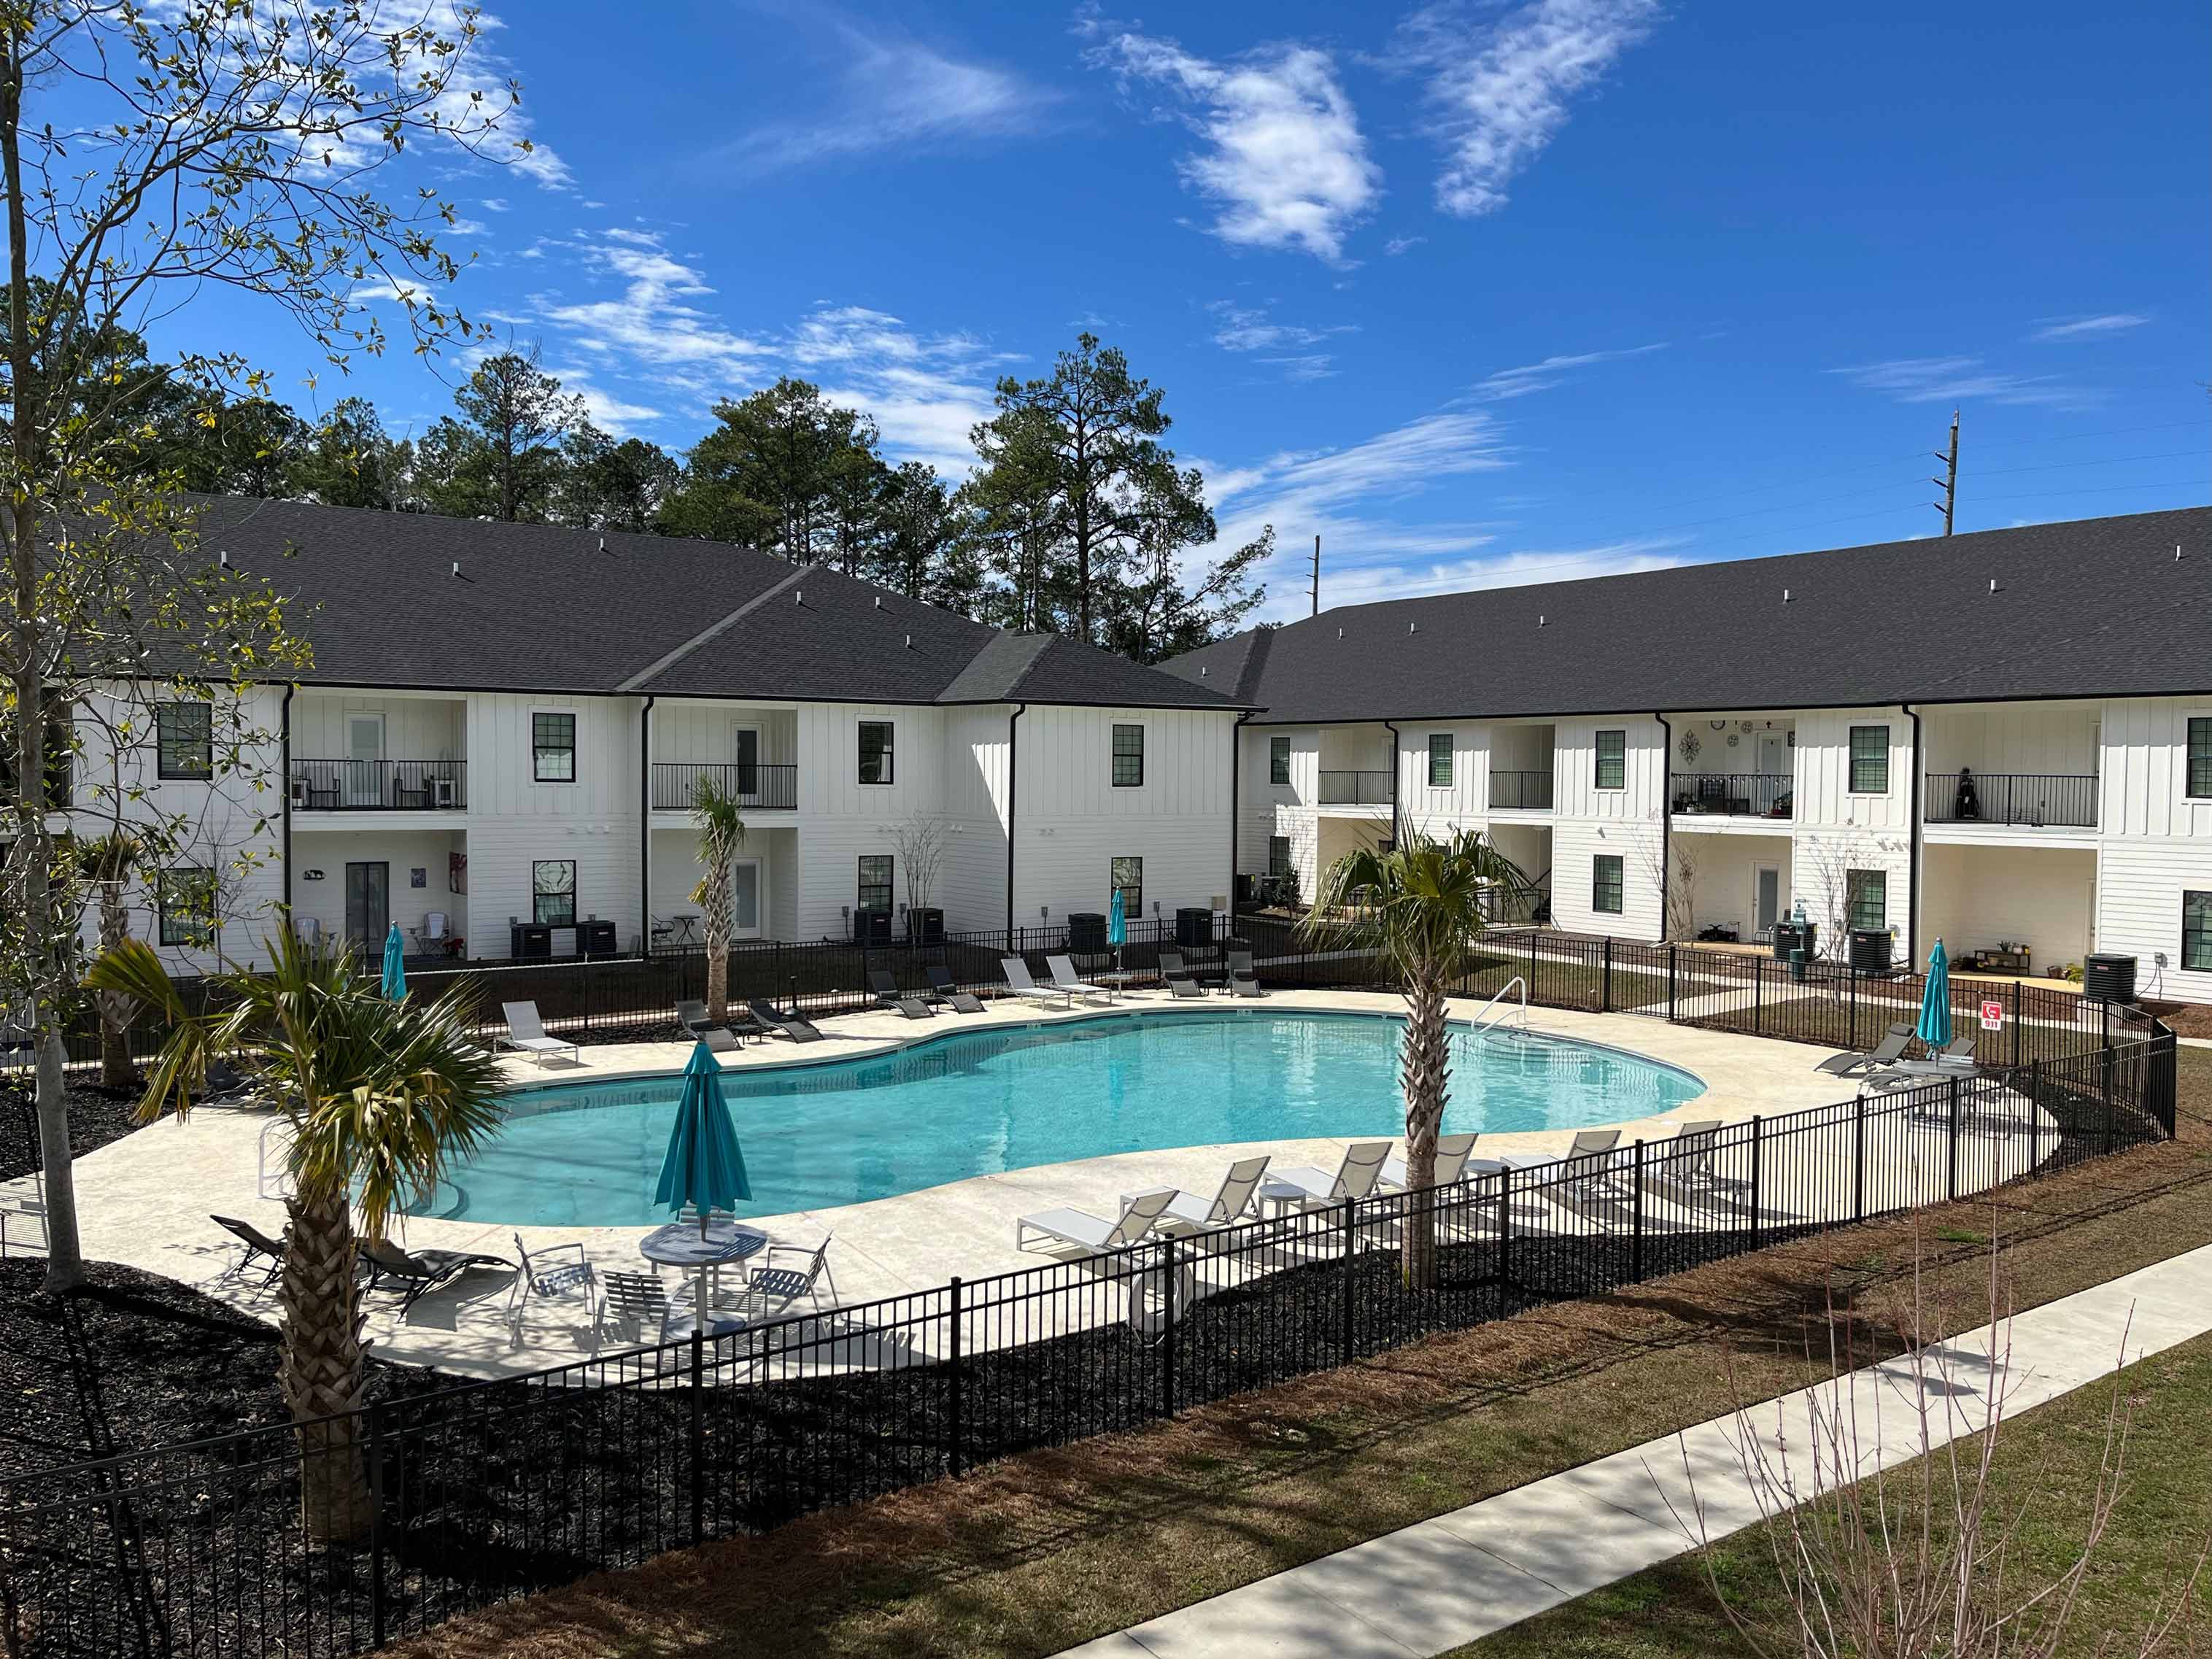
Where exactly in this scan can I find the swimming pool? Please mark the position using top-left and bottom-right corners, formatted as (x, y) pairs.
(409, 1010), (1706, 1226)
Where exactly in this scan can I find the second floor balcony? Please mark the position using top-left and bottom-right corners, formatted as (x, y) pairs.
(290, 759), (465, 811)
(1488, 769), (1555, 811)
(1317, 769), (1393, 807)
(1671, 772), (1793, 820)
(653, 761), (799, 812)
(1925, 770), (2097, 830)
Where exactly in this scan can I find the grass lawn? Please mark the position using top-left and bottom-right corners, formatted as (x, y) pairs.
(1454, 1331), (2212, 1658)
(392, 1048), (2212, 1659)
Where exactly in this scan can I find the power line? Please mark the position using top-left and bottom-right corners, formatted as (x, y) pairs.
(1967, 448), (2205, 480)
(1974, 479), (2205, 505)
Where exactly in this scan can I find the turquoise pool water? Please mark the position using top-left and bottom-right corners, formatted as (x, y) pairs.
(409, 1010), (1705, 1226)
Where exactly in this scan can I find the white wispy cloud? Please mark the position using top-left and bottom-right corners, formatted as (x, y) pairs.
(1298, 536), (1687, 614)
(1474, 340), (1666, 399)
(1086, 27), (1381, 263)
(552, 368), (664, 433)
(1397, 0), (1658, 218)
(521, 232), (773, 392)
(1384, 234), (1427, 255)
(729, 20), (1054, 166)
(1207, 298), (1356, 378)
(1833, 355), (2104, 411)
(2029, 312), (2150, 342)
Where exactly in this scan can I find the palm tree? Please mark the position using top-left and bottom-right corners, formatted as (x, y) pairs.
(1302, 830), (1528, 1289)
(85, 922), (504, 1544)
(689, 774), (747, 1024)
(73, 830), (142, 1088)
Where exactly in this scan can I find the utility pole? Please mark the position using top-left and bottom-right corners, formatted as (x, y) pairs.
(1933, 409), (1960, 535)
(1310, 533), (1320, 616)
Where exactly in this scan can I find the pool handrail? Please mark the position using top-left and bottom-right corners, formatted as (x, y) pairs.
(1467, 975), (1529, 1039)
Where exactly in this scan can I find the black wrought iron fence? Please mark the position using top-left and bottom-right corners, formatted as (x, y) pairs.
(0, 1024), (2172, 1658)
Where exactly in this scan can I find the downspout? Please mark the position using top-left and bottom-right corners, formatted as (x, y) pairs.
(1228, 710), (1252, 911)
(1903, 701), (1921, 966)
(1004, 703), (1026, 935)
(638, 695), (655, 955)
(279, 685), (295, 922)
(1654, 712), (1671, 940)
(1381, 719), (1401, 847)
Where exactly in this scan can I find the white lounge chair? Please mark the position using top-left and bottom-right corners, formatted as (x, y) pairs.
(1016, 1188), (1175, 1254)
(1045, 954), (1113, 1002)
(1472, 1126), (1624, 1185)
(497, 1002), (581, 1068)
(1381, 1132), (1480, 1193)
(1140, 1155), (1272, 1235)
(1639, 1119), (1754, 1210)
(1000, 957), (1072, 1008)
(1258, 1140), (1393, 1215)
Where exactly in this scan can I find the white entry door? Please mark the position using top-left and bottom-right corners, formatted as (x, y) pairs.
(344, 713), (385, 807)
(1754, 863), (1782, 940)
(730, 857), (763, 940)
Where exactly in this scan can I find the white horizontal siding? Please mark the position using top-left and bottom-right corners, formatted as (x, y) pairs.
(2097, 839), (2212, 1005)
(1551, 819), (1662, 940)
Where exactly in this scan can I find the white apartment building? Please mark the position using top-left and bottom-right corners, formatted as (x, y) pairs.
(1165, 508), (2212, 1005)
(36, 499), (1245, 972)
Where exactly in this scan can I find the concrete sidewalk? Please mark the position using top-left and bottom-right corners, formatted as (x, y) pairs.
(1056, 1242), (2212, 1658)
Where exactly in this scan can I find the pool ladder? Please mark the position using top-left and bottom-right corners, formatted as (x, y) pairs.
(1466, 975), (1530, 1045)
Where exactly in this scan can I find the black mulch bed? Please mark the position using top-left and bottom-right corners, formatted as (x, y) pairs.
(1, 1080), (150, 1185)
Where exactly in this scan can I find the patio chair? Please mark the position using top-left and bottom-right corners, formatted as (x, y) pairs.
(599, 1271), (678, 1345)
(926, 965), (987, 1014)
(496, 1002), (581, 1068)
(1812, 1024), (1912, 1078)
(1045, 954), (1113, 1002)
(676, 999), (747, 1053)
(360, 1237), (514, 1312)
(212, 1214), (287, 1285)
(507, 1233), (599, 1337)
(1257, 1140), (1393, 1215)
(1016, 1188), (1175, 1254)
(999, 956), (1072, 1008)
(1638, 1120), (1753, 1210)
(749, 998), (826, 1043)
(717, 1234), (840, 1321)
(1864, 1038), (1983, 1088)
(1159, 950), (1206, 999)
(1226, 949), (1266, 998)
(1381, 1132), (1480, 1193)
(1141, 1155), (1272, 1235)
(1473, 1127), (1625, 1184)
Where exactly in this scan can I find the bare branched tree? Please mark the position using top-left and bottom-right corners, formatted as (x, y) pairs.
(889, 813), (948, 921)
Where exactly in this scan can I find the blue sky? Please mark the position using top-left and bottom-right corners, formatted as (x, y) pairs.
(166, 1), (2209, 622)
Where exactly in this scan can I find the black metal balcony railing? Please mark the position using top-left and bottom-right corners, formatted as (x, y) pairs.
(654, 762), (798, 811)
(1925, 771), (2097, 829)
(1316, 769), (1393, 805)
(291, 759), (466, 811)
(1488, 769), (1555, 811)
(1671, 772), (1793, 819)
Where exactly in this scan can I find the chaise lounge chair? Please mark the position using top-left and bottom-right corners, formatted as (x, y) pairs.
(1474, 1126), (1625, 1184)
(926, 965), (986, 1014)
(1159, 950), (1206, 999)
(1258, 1140), (1393, 1215)
(361, 1237), (514, 1312)
(497, 1002), (581, 1068)
(677, 999), (748, 1052)
(868, 970), (935, 1020)
(1045, 954), (1113, 1002)
(999, 957), (1072, 1008)
(1226, 949), (1266, 998)
(1636, 1120), (1755, 1211)
(1140, 1155), (1272, 1236)
(1813, 1024), (1912, 1078)
(212, 1214), (287, 1285)
(1381, 1132), (1480, 1193)
(749, 998), (827, 1043)
(1016, 1188), (1175, 1254)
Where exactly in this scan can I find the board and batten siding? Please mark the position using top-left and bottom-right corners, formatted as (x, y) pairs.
(2099, 697), (2212, 840)
(1791, 708), (1913, 832)
(292, 692), (465, 765)
(1398, 721), (1490, 838)
(939, 704), (1013, 933)
(1920, 703), (2100, 781)
(651, 699), (799, 768)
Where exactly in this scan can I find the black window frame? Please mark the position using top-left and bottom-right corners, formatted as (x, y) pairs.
(1269, 734), (1291, 786)
(1593, 730), (1626, 791)
(1591, 854), (1624, 915)
(155, 702), (214, 781)
(1267, 835), (1292, 878)
(2188, 717), (2212, 800)
(857, 720), (895, 786)
(532, 858), (577, 927)
(2184, 891), (2212, 974)
(856, 854), (893, 914)
(1846, 868), (1887, 932)
(1112, 723), (1145, 788)
(1427, 733), (1453, 789)
(1849, 724), (1890, 794)
(157, 866), (217, 947)
(1110, 855), (1143, 919)
(531, 711), (577, 784)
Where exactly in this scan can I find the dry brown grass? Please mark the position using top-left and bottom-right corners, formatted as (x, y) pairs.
(390, 1051), (2212, 1659)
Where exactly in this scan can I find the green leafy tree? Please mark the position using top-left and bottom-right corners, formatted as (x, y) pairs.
(687, 776), (747, 1025)
(290, 397), (402, 508)
(87, 931), (504, 1542)
(554, 422), (678, 531)
(1302, 830), (1528, 1288)
(662, 376), (888, 562)
(874, 460), (982, 609)
(418, 348), (585, 522)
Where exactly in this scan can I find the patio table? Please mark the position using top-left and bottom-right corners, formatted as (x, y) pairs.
(640, 1220), (768, 1337)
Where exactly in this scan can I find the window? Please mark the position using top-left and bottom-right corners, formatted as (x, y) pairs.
(858, 720), (895, 785)
(856, 854), (893, 914)
(2185, 892), (2212, 973)
(1849, 724), (1890, 793)
(1268, 835), (1292, 878)
(2189, 718), (2212, 799)
(532, 712), (576, 783)
(1593, 730), (1626, 791)
(156, 703), (212, 780)
(1112, 723), (1145, 788)
(1591, 854), (1624, 915)
(1110, 855), (1143, 919)
(1269, 734), (1291, 786)
(532, 859), (576, 927)
(157, 867), (217, 947)
(1428, 733), (1454, 788)
(1846, 869), (1887, 932)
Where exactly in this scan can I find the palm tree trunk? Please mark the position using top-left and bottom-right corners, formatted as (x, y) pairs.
(1399, 970), (1450, 1290)
(703, 861), (732, 1025)
(277, 1186), (374, 1544)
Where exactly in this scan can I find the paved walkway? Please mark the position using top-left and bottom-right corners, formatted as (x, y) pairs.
(1056, 1242), (2212, 1658)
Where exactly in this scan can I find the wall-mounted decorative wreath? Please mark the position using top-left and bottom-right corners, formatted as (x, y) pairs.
(1739, 720), (1755, 735)
(1726, 733), (1740, 747)
(1679, 730), (1701, 763)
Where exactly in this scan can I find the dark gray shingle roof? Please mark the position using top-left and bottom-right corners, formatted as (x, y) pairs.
(1160, 508), (2212, 723)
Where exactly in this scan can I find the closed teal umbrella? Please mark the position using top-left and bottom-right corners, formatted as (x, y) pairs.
(380, 923), (407, 1001)
(1916, 938), (1952, 1047)
(655, 1040), (751, 1234)
(1108, 888), (1127, 979)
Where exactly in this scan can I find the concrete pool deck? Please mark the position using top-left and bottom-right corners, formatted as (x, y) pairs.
(0, 991), (1992, 1381)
